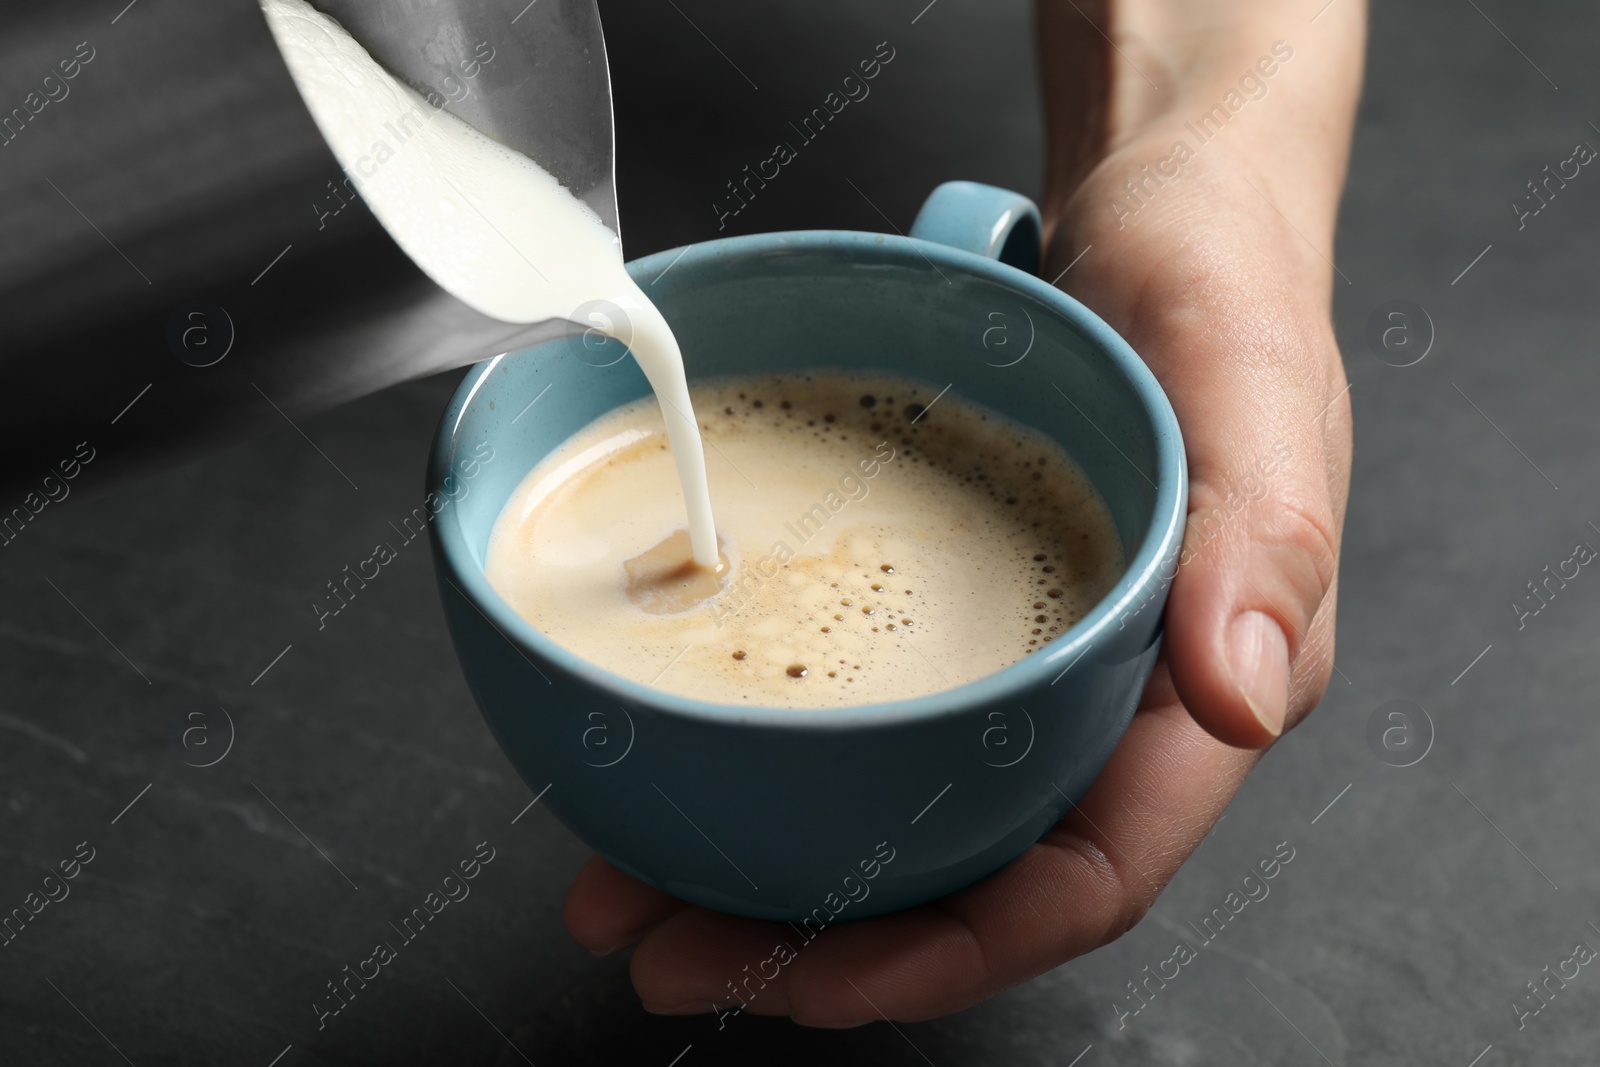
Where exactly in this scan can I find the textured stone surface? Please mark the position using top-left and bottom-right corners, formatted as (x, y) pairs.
(4, 0), (1599, 1063)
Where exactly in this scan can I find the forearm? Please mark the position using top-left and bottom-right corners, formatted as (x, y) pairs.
(1036, 0), (1367, 241)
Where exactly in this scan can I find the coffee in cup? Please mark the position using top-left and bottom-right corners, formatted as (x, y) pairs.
(484, 370), (1123, 707)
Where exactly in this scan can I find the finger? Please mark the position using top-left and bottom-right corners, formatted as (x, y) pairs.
(562, 854), (690, 955)
(631, 907), (796, 1017)
(1148, 276), (1343, 747)
(625, 667), (1259, 1025)
(1060, 165), (1346, 748)
(783, 689), (1256, 1025)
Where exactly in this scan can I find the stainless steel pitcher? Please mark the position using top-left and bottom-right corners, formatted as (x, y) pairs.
(0, 0), (616, 497)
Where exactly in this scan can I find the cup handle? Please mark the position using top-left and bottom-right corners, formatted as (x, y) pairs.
(908, 181), (1043, 276)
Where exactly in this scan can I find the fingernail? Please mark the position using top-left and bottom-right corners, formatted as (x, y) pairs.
(642, 1001), (716, 1016)
(794, 1014), (876, 1030)
(588, 935), (630, 957)
(1229, 610), (1289, 737)
(640, 1004), (710, 1017)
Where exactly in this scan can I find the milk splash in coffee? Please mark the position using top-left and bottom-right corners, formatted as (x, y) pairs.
(260, 0), (719, 567)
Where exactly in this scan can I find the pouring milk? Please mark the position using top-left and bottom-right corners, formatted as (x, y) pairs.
(259, 0), (720, 568)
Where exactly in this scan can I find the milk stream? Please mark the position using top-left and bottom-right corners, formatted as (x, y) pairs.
(260, 0), (719, 566)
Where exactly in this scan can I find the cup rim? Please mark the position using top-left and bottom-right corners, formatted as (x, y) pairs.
(429, 228), (1187, 729)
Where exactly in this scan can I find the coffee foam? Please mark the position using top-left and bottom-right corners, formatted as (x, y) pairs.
(484, 372), (1124, 708)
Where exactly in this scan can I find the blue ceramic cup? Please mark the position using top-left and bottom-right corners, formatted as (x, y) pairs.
(428, 181), (1185, 923)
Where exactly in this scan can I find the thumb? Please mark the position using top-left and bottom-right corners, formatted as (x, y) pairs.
(1049, 156), (1350, 750)
(1159, 347), (1346, 750)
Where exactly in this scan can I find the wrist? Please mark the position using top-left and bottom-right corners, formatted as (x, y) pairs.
(1037, 0), (1365, 235)
(1097, 1), (1299, 133)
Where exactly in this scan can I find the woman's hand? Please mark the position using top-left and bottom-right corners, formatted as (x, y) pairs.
(561, 0), (1363, 1025)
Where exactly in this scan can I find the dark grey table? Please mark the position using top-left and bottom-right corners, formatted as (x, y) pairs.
(3, 0), (1597, 1063)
